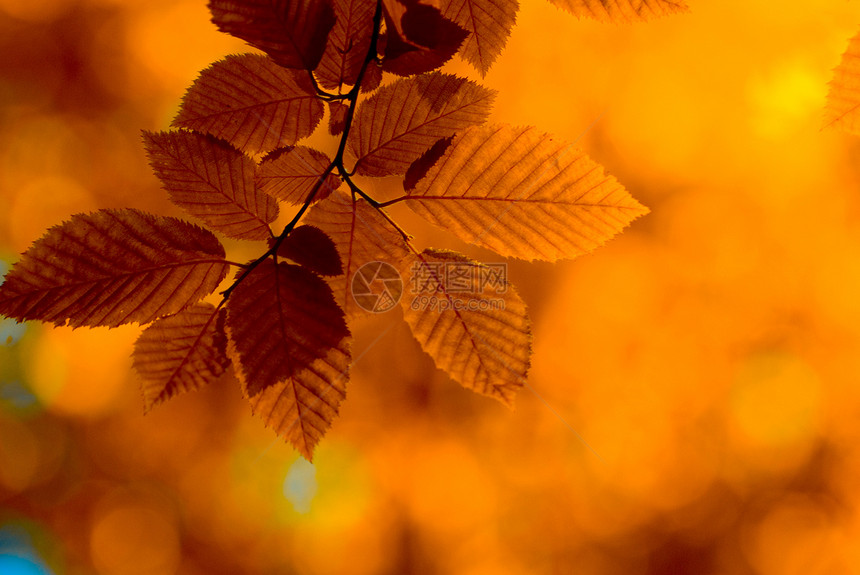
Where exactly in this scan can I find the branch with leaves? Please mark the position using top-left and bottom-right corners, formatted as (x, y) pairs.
(0, 0), (685, 460)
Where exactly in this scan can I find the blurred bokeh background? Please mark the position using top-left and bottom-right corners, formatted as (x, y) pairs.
(3, 0), (860, 573)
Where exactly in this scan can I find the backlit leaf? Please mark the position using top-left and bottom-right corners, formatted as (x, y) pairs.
(328, 101), (349, 135)
(441, 0), (519, 75)
(225, 259), (350, 459)
(407, 124), (648, 261)
(381, 0), (468, 76)
(826, 30), (860, 136)
(0, 209), (230, 328)
(143, 130), (278, 241)
(400, 248), (530, 406)
(546, 0), (689, 22)
(303, 190), (410, 320)
(348, 72), (496, 176)
(133, 303), (229, 412)
(277, 225), (343, 276)
(256, 146), (340, 204)
(316, 0), (376, 89)
(209, 0), (336, 70)
(173, 54), (324, 155)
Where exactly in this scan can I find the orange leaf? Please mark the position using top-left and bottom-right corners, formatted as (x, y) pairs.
(328, 101), (349, 135)
(407, 124), (649, 261)
(256, 146), (340, 204)
(400, 248), (530, 406)
(225, 259), (350, 459)
(348, 72), (495, 176)
(133, 303), (230, 412)
(209, 0), (336, 70)
(0, 210), (230, 328)
(441, 0), (519, 75)
(277, 225), (343, 276)
(173, 54), (324, 155)
(381, 0), (468, 76)
(546, 0), (689, 22)
(303, 190), (410, 320)
(316, 0), (376, 89)
(826, 30), (860, 136)
(144, 130), (278, 241)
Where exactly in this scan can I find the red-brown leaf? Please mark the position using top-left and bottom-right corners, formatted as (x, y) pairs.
(209, 0), (336, 70)
(143, 130), (278, 240)
(441, 0), (518, 75)
(173, 54), (324, 155)
(316, 0), (376, 89)
(277, 225), (343, 276)
(328, 101), (349, 135)
(133, 303), (230, 412)
(0, 209), (230, 328)
(348, 72), (496, 176)
(256, 146), (340, 204)
(381, 0), (468, 76)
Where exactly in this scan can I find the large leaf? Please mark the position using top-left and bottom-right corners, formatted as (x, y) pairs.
(400, 249), (530, 406)
(348, 72), (495, 176)
(826, 30), (860, 136)
(407, 124), (649, 261)
(209, 0), (336, 70)
(546, 0), (689, 22)
(441, 0), (519, 75)
(173, 54), (324, 155)
(0, 209), (230, 328)
(303, 190), (410, 320)
(381, 0), (468, 76)
(133, 303), (230, 412)
(256, 146), (340, 204)
(225, 259), (350, 459)
(143, 130), (278, 240)
(315, 0), (376, 89)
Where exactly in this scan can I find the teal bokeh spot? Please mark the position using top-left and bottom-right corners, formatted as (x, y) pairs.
(0, 555), (53, 575)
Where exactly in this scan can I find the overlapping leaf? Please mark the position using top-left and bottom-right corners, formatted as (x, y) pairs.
(328, 101), (349, 135)
(133, 303), (230, 411)
(826, 30), (860, 136)
(441, 0), (519, 75)
(407, 124), (649, 261)
(277, 225), (343, 276)
(303, 190), (410, 320)
(316, 0), (377, 89)
(400, 249), (530, 406)
(381, 0), (468, 76)
(225, 259), (350, 459)
(256, 146), (340, 204)
(546, 0), (689, 22)
(173, 54), (324, 154)
(144, 130), (278, 240)
(348, 72), (496, 176)
(209, 0), (336, 70)
(0, 209), (230, 328)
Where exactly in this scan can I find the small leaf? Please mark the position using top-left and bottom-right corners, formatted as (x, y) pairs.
(328, 101), (349, 135)
(316, 0), (377, 89)
(0, 209), (230, 328)
(225, 259), (350, 459)
(404, 136), (453, 191)
(826, 30), (860, 136)
(546, 0), (689, 22)
(441, 0), (519, 75)
(348, 72), (496, 176)
(400, 248), (530, 406)
(407, 124), (649, 261)
(257, 146), (340, 204)
(303, 190), (410, 320)
(381, 0), (468, 76)
(277, 225), (343, 276)
(143, 130), (278, 240)
(209, 0), (336, 70)
(173, 54), (324, 155)
(133, 303), (229, 412)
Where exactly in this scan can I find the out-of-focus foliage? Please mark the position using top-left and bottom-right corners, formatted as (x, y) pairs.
(2, 0), (860, 574)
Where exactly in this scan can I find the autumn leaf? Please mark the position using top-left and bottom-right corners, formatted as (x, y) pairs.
(0, 209), (230, 328)
(328, 101), (349, 135)
(546, 0), (689, 22)
(225, 258), (350, 458)
(133, 303), (230, 412)
(143, 130), (278, 241)
(348, 72), (496, 176)
(209, 0), (336, 70)
(381, 0), (468, 76)
(303, 190), (410, 320)
(441, 0), (519, 75)
(256, 146), (340, 204)
(276, 225), (343, 276)
(400, 248), (530, 406)
(406, 124), (648, 261)
(825, 30), (860, 136)
(173, 54), (324, 154)
(316, 0), (377, 89)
